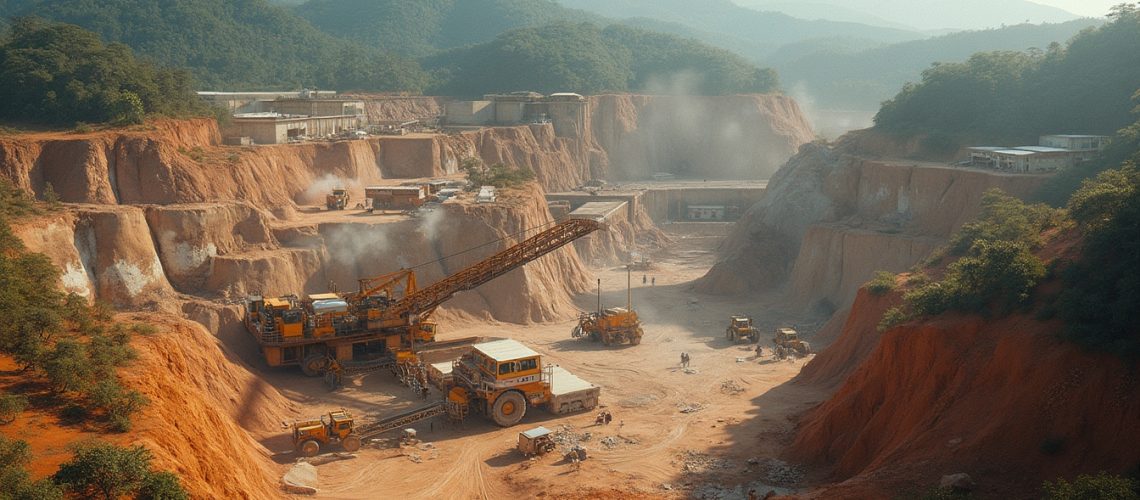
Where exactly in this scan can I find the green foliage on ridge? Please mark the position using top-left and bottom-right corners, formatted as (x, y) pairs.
(874, 7), (1140, 147)
(0, 0), (429, 92)
(0, 18), (206, 126)
(424, 22), (780, 97)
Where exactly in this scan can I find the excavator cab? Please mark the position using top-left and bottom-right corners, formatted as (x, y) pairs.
(262, 297), (305, 340)
(291, 409), (361, 457)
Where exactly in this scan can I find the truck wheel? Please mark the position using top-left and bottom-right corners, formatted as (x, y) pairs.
(300, 354), (328, 377)
(491, 391), (526, 427)
(341, 435), (361, 452)
(299, 440), (320, 457)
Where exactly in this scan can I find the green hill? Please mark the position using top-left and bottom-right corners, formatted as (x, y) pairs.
(0, 0), (428, 91)
(772, 19), (1100, 111)
(874, 9), (1140, 149)
(295, 0), (602, 58)
(558, 0), (923, 60)
(423, 22), (779, 97)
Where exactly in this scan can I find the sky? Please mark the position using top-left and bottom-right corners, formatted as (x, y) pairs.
(1030, 0), (1119, 17)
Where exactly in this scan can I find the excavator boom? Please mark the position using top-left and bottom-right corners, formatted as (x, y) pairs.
(386, 217), (602, 322)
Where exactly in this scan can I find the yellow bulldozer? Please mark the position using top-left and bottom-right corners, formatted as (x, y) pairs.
(773, 327), (811, 358)
(725, 315), (759, 342)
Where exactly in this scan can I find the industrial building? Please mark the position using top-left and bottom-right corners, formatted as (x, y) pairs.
(964, 134), (1110, 173)
(443, 92), (588, 138)
(202, 89), (367, 145)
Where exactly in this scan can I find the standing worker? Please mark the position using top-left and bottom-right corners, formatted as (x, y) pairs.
(651, 277), (656, 286)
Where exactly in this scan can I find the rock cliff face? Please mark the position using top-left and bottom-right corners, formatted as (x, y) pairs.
(789, 286), (1140, 498)
(589, 94), (814, 180)
(695, 141), (1049, 310)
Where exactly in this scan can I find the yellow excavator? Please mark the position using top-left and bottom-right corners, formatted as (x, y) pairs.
(245, 217), (605, 377)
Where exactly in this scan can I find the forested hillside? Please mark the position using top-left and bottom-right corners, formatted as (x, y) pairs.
(0, 18), (206, 125)
(559, 0), (922, 61)
(295, 0), (601, 58)
(874, 6), (1140, 149)
(0, 0), (428, 91)
(772, 19), (1099, 112)
(423, 22), (779, 96)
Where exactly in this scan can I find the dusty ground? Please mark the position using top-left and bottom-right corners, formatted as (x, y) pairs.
(251, 223), (828, 499)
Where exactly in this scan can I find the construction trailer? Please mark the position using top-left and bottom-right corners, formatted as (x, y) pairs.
(365, 186), (428, 210)
(244, 217), (604, 377)
(428, 339), (600, 426)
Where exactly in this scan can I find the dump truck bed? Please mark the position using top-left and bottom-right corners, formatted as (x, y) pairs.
(427, 361), (453, 390)
(546, 365), (599, 414)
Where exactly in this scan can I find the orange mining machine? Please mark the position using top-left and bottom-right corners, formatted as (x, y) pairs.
(243, 217), (603, 378)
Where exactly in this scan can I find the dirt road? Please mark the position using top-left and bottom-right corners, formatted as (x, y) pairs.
(265, 223), (827, 499)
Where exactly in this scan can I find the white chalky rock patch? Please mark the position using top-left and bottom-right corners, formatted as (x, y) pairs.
(60, 262), (93, 297)
(106, 257), (165, 297)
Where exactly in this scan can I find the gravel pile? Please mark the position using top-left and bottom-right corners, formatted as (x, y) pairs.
(720, 380), (745, 395)
(679, 450), (732, 473)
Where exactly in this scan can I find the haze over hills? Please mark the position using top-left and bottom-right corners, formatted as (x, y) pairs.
(733, 0), (1084, 31)
(294, 0), (602, 58)
(773, 19), (1101, 117)
(556, 0), (924, 60)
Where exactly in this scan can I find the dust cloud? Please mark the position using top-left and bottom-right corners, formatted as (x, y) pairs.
(296, 174), (361, 205)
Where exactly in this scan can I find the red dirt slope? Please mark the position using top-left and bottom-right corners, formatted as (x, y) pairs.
(790, 305), (1140, 498)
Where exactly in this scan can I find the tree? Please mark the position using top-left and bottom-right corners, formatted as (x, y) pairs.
(54, 442), (152, 500)
(137, 471), (189, 500)
(41, 340), (94, 394)
(0, 393), (29, 424)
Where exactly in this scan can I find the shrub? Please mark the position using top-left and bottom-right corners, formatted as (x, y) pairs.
(137, 471), (189, 500)
(1042, 472), (1139, 500)
(42, 340), (94, 394)
(54, 442), (152, 500)
(878, 307), (909, 333)
(948, 189), (1062, 255)
(89, 379), (148, 432)
(867, 271), (898, 295)
(42, 182), (61, 208)
(461, 158), (535, 190)
(0, 393), (29, 424)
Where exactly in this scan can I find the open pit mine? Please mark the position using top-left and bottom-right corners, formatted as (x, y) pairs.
(2, 92), (1136, 500)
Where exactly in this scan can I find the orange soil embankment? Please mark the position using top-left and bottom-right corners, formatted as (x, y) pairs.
(122, 313), (295, 500)
(789, 279), (1140, 498)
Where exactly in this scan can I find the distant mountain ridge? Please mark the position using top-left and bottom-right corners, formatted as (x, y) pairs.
(733, 0), (1082, 31)
(558, 0), (924, 59)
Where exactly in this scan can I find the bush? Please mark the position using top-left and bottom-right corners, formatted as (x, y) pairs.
(54, 442), (152, 500)
(867, 271), (898, 295)
(948, 189), (1062, 255)
(1042, 472), (1139, 500)
(878, 307), (909, 332)
(0, 436), (32, 494)
(461, 158), (535, 190)
(42, 340), (94, 394)
(42, 182), (61, 208)
(89, 379), (148, 432)
(137, 471), (189, 500)
(0, 393), (29, 424)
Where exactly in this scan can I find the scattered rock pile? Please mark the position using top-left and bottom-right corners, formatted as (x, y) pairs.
(720, 380), (745, 395)
(678, 450), (732, 474)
